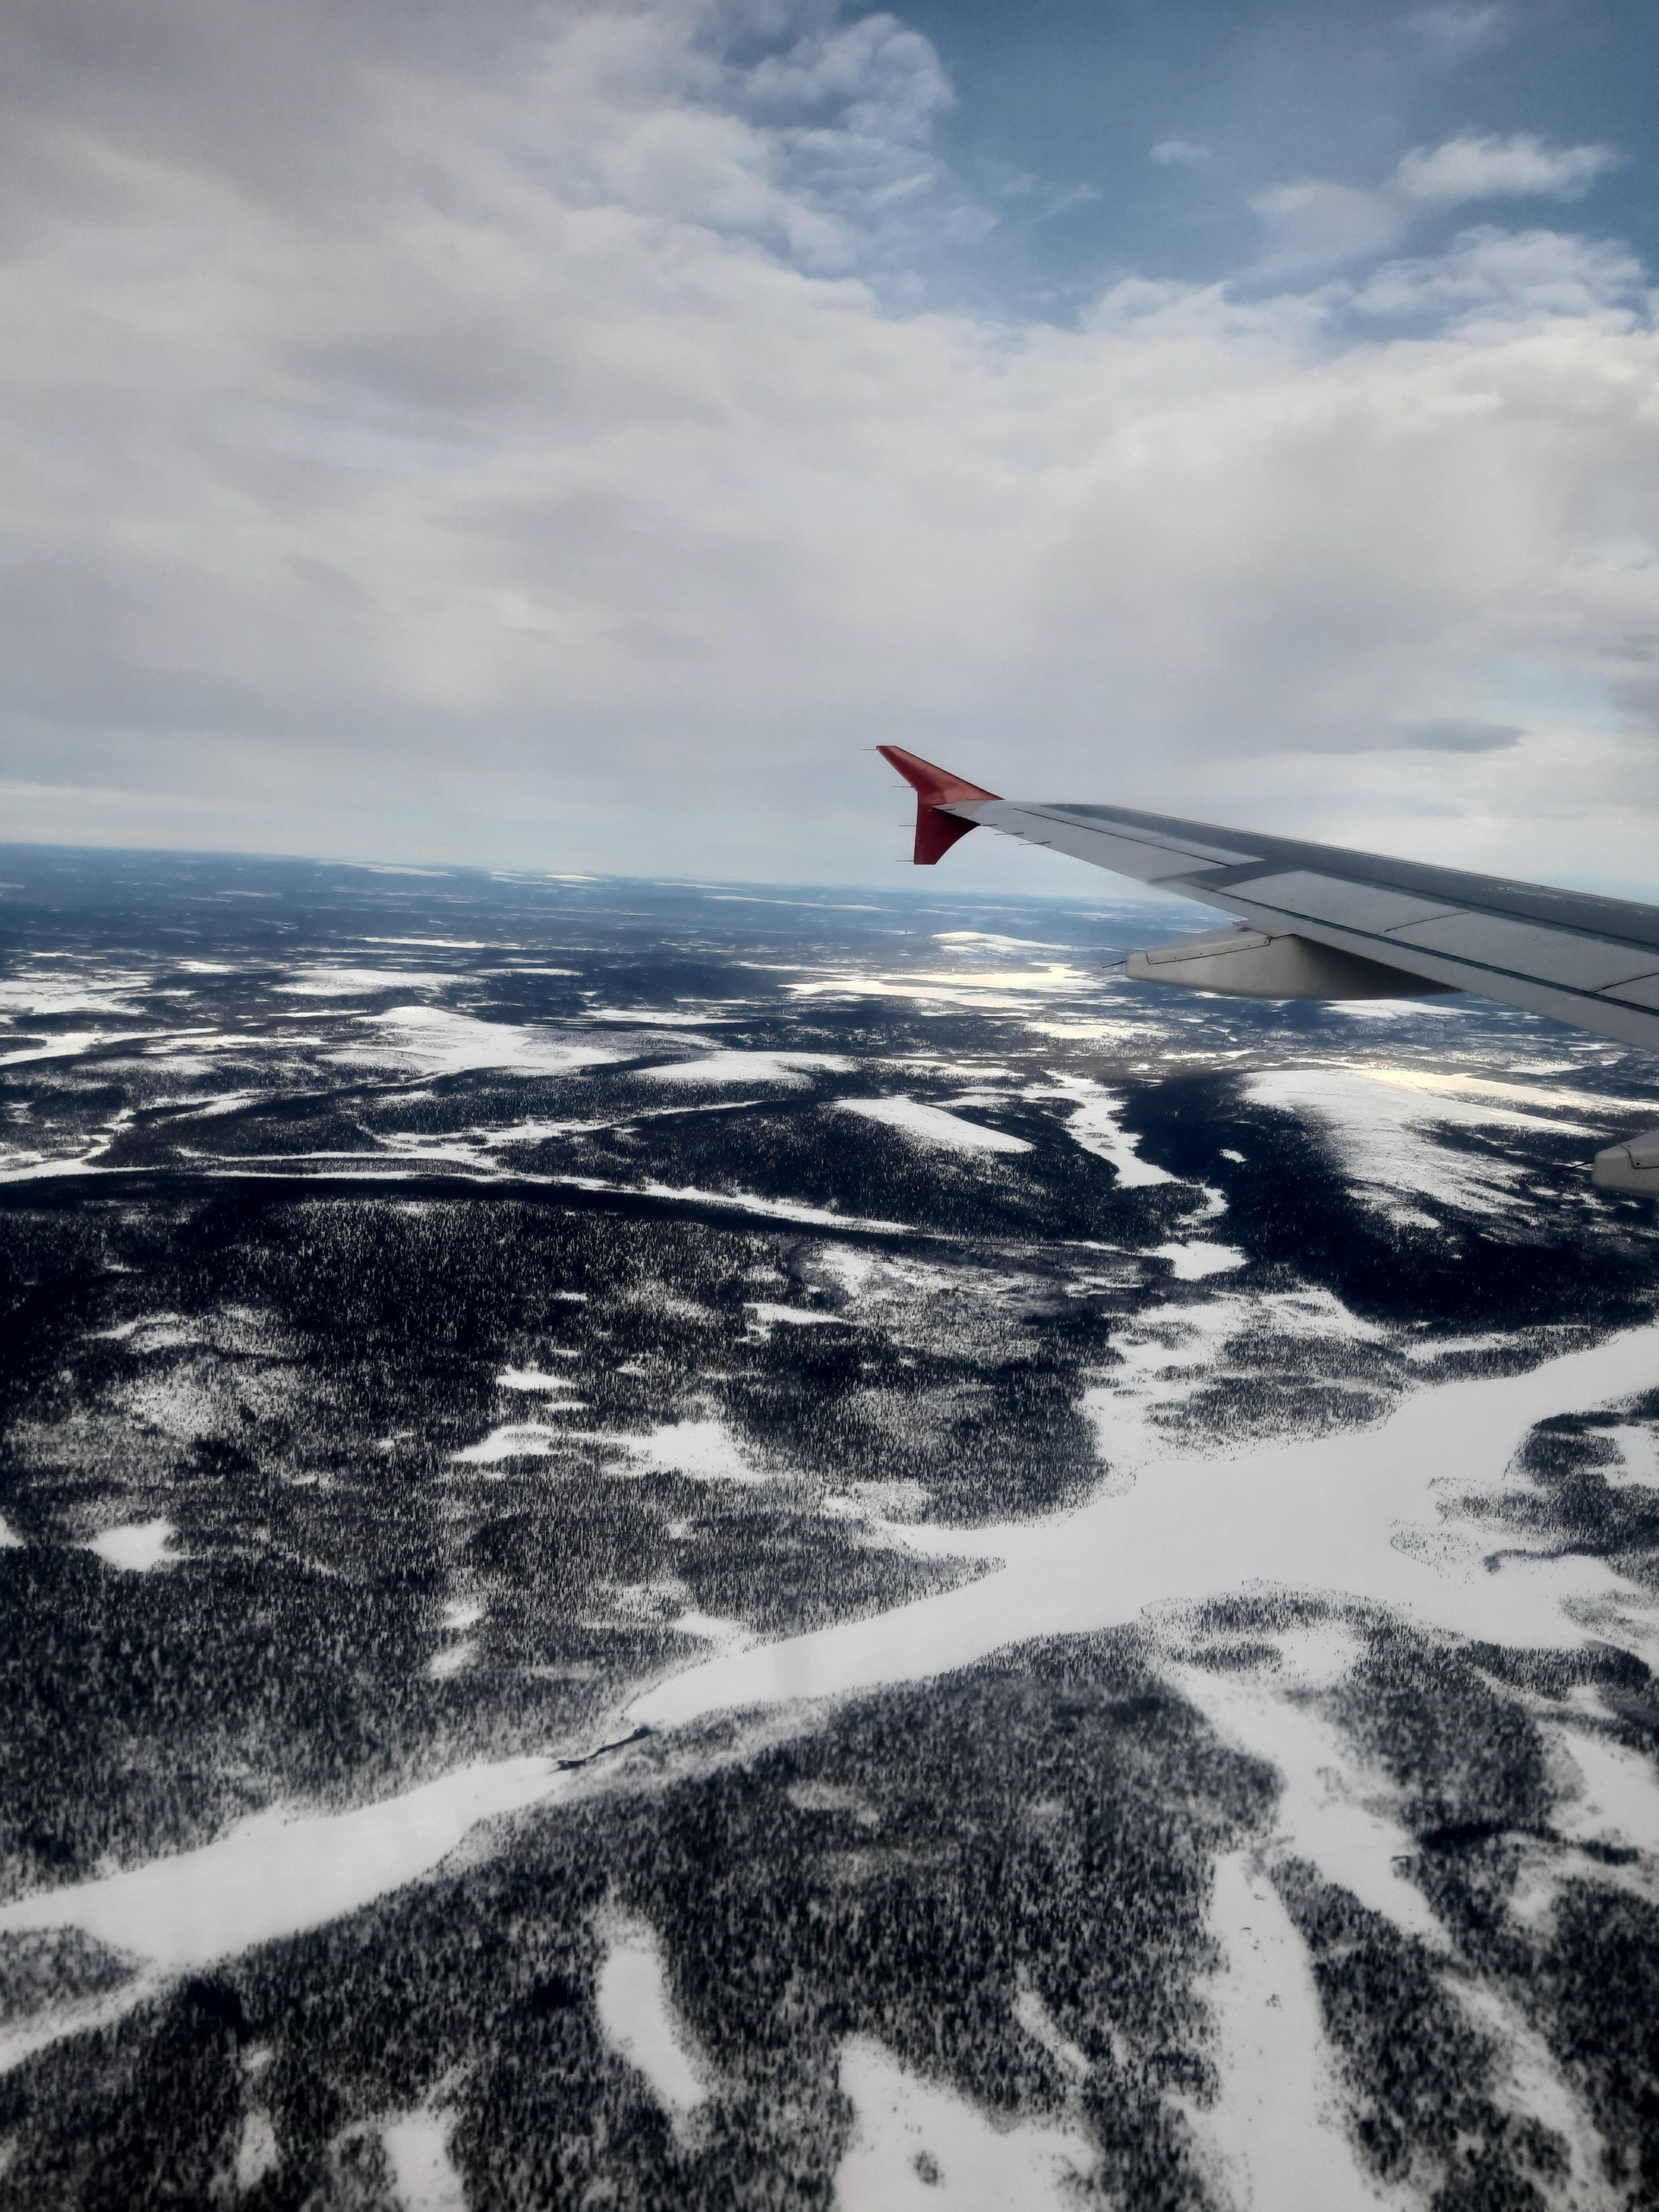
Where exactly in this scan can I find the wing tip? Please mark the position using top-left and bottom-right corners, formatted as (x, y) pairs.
(874, 746), (1000, 867)
(874, 745), (1001, 806)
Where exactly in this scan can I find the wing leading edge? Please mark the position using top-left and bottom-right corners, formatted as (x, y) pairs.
(875, 744), (1659, 1192)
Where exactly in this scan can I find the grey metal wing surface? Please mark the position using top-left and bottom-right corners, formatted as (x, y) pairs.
(957, 791), (1659, 1058)
(874, 746), (1659, 1190)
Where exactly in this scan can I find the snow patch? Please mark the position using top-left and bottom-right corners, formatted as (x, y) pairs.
(1243, 1065), (1595, 1224)
(744, 1301), (848, 1337)
(605, 1420), (766, 1485)
(0, 1029), (151, 1069)
(1605, 1425), (1659, 1488)
(791, 963), (1090, 1014)
(168, 1089), (267, 1122)
(92, 1312), (197, 1349)
(274, 967), (453, 996)
(0, 971), (148, 1014)
(818, 1249), (878, 1298)
(1012, 1985), (1090, 2082)
(1192, 1853), (1383, 2212)
(552, 1173), (916, 1237)
(594, 1912), (710, 2128)
(1058, 1084), (1177, 1186)
(332, 1006), (620, 1078)
(831, 2036), (1096, 2207)
(1553, 1726), (1659, 1855)
(1174, 1637), (1443, 1947)
(451, 1423), (582, 1464)
(786, 1779), (880, 1826)
(86, 1519), (177, 1573)
(673, 1610), (759, 1654)
(1400, 1331), (1515, 1363)
(835, 1096), (1032, 1154)
(232, 2109), (279, 2193)
(1447, 1975), (1617, 2199)
(640, 1050), (851, 1085)
(1150, 1240), (1247, 1281)
(1357, 1068), (1648, 1119)
(583, 1007), (727, 1026)
(382, 2107), (467, 2212)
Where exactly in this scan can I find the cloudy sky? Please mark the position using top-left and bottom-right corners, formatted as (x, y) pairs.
(2, 0), (1655, 887)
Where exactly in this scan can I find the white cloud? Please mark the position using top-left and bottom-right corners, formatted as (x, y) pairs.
(0, 0), (1654, 893)
(1350, 225), (1644, 325)
(1395, 133), (1618, 205)
(745, 11), (953, 142)
(1248, 135), (1621, 277)
(1405, 4), (1510, 60)
(1151, 139), (1211, 168)
(1248, 179), (1406, 270)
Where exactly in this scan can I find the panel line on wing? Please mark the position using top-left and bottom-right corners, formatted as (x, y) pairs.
(988, 806), (1258, 883)
(1599, 972), (1659, 1010)
(1222, 871), (1461, 936)
(1033, 807), (1262, 868)
(1379, 912), (1659, 995)
(1219, 869), (1659, 1003)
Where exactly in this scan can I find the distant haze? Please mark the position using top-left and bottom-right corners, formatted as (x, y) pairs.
(1, 0), (1656, 891)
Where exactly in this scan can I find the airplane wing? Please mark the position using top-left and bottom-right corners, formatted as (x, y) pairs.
(876, 745), (1659, 1192)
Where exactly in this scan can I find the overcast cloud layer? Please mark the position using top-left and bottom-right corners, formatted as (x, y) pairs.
(1, 0), (1656, 887)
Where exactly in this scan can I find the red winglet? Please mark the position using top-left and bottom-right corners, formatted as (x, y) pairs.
(876, 745), (1001, 867)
